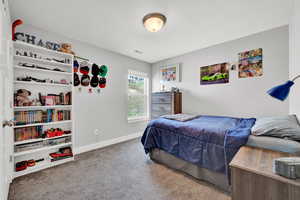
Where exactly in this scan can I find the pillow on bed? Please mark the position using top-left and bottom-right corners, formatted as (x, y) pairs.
(251, 115), (300, 141)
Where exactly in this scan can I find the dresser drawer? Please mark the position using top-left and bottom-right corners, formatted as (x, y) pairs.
(152, 93), (172, 104)
(151, 103), (171, 113)
(151, 111), (171, 119)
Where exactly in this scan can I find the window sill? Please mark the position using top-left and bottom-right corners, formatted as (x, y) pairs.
(128, 118), (150, 123)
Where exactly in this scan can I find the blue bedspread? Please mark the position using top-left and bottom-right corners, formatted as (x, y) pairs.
(141, 115), (256, 175)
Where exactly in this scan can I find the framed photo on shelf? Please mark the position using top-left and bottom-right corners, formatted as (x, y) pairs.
(160, 63), (180, 83)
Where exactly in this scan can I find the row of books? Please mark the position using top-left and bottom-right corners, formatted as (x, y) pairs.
(40, 92), (72, 106)
(14, 126), (43, 142)
(14, 109), (71, 125)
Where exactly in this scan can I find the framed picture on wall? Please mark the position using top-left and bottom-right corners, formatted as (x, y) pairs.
(200, 62), (229, 85)
(160, 63), (180, 82)
(238, 48), (263, 78)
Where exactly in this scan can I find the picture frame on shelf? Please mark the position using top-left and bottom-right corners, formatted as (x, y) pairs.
(160, 63), (181, 83)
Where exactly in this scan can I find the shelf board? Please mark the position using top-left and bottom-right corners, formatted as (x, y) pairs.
(14, 55), (72, 68)
(14, 66), (72, 75)
(14, 157), (74, 178)
(14, 40), (73, 57)
(13, 120), (72, 128)
(14, 134), (72, 145)
(14, 105), (72, 110)
(14, 142), (72, 156)
(14, 80), (72, 87)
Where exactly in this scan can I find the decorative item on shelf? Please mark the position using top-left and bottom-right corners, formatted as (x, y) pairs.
(238, 48), (263, 78)
(12, 19), (23, 41)
(15, 158), (44, 172)
(16, 89), (32, 106)
(267, 75), (300, 101)
(44, 128), (63, 138)
(16, 75), (71, 85)
(273, 157), (300, 179)
(50, 147), (73, 162)
(160, 63), (180, 83)
(15, 49), (71, 64)
(18, 62), (67, 73)
(200, 63), (229, 85)
(58, 43), (75, 55)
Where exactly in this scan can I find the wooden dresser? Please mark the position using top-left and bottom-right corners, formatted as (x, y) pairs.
(151, 92), (182, 119)
(230, 146), (300, 200)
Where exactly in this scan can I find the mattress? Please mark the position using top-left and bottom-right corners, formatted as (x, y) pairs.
(246, 135), (300, 155)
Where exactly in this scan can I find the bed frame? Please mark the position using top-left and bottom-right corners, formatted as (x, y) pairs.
(149, 136), (300, 193)
(150, 148), (230, 192)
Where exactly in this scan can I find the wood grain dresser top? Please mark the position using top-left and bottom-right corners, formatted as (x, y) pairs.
(230, 146), (300, 186)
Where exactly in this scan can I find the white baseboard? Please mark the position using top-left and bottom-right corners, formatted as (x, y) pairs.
(74, 132), (142, 155)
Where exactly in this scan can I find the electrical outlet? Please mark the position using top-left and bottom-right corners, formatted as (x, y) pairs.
(94, 129), (100, 136)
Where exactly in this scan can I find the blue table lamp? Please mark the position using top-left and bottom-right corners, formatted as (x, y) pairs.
(267, 75), (300, 101)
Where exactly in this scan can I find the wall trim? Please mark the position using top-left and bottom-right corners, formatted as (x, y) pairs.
(74, 132), (142, 155)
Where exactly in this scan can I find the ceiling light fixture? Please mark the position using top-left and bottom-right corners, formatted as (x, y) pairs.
(143, 13), (167, 32)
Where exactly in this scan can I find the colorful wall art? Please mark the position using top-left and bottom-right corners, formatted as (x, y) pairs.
(200, 63), (229, 85)
(160, 63), (180, 82)
(238, 48), (263, 78)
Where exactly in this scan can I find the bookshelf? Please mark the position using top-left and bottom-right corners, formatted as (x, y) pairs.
(13, 41), (74, 178)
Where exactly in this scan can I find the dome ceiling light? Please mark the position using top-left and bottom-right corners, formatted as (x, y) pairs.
(143, 13), (167, 32)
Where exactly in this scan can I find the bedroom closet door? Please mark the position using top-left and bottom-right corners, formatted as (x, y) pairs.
(0, 71), (5, 200)
(0, 0), (14, 199)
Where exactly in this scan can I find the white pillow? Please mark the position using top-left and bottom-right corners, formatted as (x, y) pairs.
(251, 115), (300, 141)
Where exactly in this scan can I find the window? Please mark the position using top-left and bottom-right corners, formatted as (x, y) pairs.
(128, 70), (149, 122)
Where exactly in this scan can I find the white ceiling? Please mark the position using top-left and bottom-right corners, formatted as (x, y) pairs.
(9, 0), (292, 63)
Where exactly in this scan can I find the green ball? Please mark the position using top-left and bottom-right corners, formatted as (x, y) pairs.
(99, 65), (108, 77)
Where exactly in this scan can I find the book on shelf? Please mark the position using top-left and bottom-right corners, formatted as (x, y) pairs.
(14, 109), (71, 125)
(14, 126), (43, 142)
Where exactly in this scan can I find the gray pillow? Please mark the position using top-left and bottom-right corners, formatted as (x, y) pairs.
(251, 115), (300, 141)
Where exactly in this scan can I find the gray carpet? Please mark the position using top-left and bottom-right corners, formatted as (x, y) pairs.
(9, 138), (230, 200)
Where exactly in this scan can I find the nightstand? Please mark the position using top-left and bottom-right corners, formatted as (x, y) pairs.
(230, 146), (300, 200)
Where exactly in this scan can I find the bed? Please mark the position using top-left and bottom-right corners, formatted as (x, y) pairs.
(141, 115), (300, 192)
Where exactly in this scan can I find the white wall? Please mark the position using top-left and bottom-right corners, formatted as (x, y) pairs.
(289, 0), (300, 116)
(15, 24), (151, 151)
(152, 26), (289, 118)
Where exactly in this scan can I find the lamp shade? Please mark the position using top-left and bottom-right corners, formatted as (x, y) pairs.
(267, 80), (294, 101)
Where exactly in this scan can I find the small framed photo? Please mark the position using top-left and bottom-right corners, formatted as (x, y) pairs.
(160, 63), (180, 82)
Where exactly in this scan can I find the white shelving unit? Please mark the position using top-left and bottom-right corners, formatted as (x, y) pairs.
(14, 65), (72, 76)
(13, 41), (75, 178)
(13, 120), (72, 128)
(14, 105), (72, 111)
